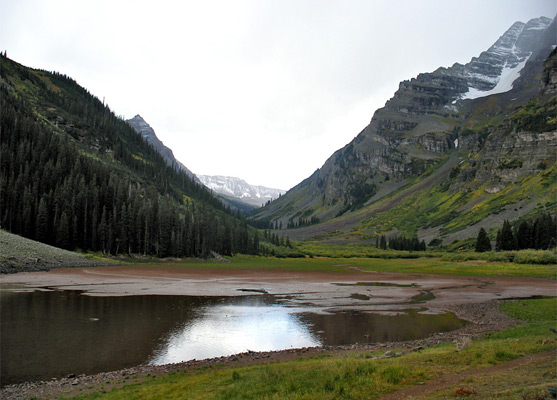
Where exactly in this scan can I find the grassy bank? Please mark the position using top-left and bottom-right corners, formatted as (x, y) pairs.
(118, 253), (557, 279)
(64, 298), (557, 400)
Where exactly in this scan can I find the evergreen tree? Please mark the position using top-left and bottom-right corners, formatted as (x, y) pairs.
(0, 55), (273, 259)
(56, 211), (71, 249)
(516, 220), (533, 249)
(475, 227), (491, 252)
(534, 213), (555, 250)
(380, 235), (387, 250)
(498, 220), (516, 251)
(35, 198), (50, 244)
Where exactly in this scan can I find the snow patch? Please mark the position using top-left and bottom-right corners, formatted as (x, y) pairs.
(454, 138), (459, 149)
(461, 59), (528, 100)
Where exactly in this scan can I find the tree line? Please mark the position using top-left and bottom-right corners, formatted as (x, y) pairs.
(286, 215), (320, 229)
(375, 234), (427, 251)
(475, 213), (556, 252)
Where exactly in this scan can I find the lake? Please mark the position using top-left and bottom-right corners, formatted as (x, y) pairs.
(0, 289), (465, 386)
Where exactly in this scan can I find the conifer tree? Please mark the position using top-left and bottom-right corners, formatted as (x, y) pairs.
(475, 227), (491, 252)
(498, 220), (516, 251)
(35, 198), (50, 244)
(516, 220), (533, 250)
(380, 235), (387, 250)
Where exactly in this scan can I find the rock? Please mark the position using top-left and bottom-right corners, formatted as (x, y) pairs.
(251, 16), (556, 239)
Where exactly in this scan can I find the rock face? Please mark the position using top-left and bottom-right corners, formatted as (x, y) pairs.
(127, 115), (200, 183)
(252, 16), (556, 239)
(198, 175), (285, 207)
(541, 48), (557, 94)
(458, 17), (552, 98)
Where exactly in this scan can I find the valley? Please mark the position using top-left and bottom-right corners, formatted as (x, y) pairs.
(0, 9), (555, 400)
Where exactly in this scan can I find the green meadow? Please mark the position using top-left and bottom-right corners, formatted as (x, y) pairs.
(115, 251), (557, 279)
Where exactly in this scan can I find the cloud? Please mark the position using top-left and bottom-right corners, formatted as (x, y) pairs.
(2, 0), (555, 189)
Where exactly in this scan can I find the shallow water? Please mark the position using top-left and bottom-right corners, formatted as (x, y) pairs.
(0, 289), (465, 386)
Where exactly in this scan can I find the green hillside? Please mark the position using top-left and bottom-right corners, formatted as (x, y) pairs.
(251, 45), (557, 248)
(0, 54), (256, 257)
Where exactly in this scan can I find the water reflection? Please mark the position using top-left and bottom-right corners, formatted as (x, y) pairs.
(1, 289), (465, 387)
(151, 301), (318, 364)
(300, 309), (466, 345)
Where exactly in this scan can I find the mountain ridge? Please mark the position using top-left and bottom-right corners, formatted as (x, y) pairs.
(127, 114), (201, 184)
(126, 115), (285, 209)
(251, 16), (556, 246)
(198, 175), (285, 208)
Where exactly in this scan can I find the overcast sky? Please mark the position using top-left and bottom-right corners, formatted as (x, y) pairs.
(2, 0), (555, 190)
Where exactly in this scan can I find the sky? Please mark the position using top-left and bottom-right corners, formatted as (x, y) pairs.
(1, 1), (555, 190)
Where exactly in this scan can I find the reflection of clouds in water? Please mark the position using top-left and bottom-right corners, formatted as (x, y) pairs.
(150, 304), (320, 365)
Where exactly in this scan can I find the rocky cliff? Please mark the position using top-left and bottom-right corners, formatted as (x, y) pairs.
(252, 16), (556, 244)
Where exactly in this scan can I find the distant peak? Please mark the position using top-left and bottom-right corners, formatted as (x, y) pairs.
(130, 114), (145, 122)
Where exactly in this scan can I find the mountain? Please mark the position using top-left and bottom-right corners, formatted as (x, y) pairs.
(252, 16), (556, 245)
(0, 55), (256, 258)
(126, 115), (283, 211)
(198, 175), (286, 208)
(127, 114), (200, 183)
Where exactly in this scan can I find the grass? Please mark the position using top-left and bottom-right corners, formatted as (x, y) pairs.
(113, 253), (556, 278)
(64, 297), (557, 400)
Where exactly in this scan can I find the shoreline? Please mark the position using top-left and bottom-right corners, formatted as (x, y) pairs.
(0, 300), (514, 400)
(2, 265), (555, 312)
(1, 264), (554, 399)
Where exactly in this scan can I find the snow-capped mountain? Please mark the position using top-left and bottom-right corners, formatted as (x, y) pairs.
(456, 17), (553, 100)
(127, 115), (285, 209)
(198, 175), (286, 207)
(252, 15), (556, 240)
(127, 115), (201, 183)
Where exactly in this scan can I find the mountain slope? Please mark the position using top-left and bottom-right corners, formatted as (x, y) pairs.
(252, 16), (556, 245)
(126, 115), (284, 211)
(127, 114), (200, 183)
(0, 55), (256, 257)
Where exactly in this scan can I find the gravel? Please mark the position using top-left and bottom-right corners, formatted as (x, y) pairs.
(0, 230), (114, 274)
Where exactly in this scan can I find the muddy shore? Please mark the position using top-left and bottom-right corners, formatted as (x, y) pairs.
(1, 265), (555, 399)
(2, 265), (555, 312)
(1, 301), (514, 400)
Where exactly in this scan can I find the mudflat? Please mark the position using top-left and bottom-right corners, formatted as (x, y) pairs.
(2, 265), (555, 314)
(2, 265), (555, 400)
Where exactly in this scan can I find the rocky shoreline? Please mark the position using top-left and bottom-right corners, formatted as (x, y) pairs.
(0, 230), (114, 274)
(0, 301), (515, 400)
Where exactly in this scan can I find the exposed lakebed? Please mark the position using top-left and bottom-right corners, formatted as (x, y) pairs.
(3, 265), (554, 388)
(0, 288), (464, 386)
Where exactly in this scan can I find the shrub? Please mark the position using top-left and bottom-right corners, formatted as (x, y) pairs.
(513, 250), (557, 265)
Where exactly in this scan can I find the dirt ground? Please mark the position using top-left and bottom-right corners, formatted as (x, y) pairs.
(2, 265), (555, 313)
(1, 265), (555, 399)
